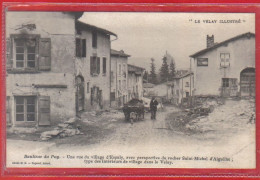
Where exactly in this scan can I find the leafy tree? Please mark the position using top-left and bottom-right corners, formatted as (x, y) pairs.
(150, 58), (157, 84)
(169, 60), (176, 81)
(160, 56), (169, 82)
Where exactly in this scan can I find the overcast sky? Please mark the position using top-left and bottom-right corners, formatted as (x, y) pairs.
(80, 13), (255, 72)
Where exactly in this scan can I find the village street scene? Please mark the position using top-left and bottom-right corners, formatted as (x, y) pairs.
(5, 12), (255, 168)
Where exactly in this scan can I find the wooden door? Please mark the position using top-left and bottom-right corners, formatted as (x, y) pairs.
(240, 68), (255, 97)
(76, 76), (85, 112)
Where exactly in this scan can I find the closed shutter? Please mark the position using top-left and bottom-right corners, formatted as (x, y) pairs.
(90, 57), (93, 75)
(6, 96), (11, 125)
(82, 39), (86, 57)
(6, 38), (13, 69)
(38, 96), (51, 126)
(76, 38), (81, 57)
(97, 57), (100, 74)
(39, 38), (51, 71)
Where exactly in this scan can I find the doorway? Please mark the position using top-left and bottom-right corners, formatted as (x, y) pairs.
(76, 76), (85, 113)
(240, 68), (255, 96)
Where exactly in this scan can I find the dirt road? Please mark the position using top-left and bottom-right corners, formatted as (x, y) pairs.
(6, 100), (256, 168)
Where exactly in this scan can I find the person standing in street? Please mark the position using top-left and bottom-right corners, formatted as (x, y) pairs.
(150, 97), (158, 120)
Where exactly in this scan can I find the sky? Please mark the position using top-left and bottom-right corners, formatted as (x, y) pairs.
(80, 13), (255, 72)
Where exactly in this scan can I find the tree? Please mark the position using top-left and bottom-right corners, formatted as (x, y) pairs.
(143, 70), (149, 82)
(150, 58), (157, 84)
(169, 60), (176, 81)
(160, 56), (169, 83)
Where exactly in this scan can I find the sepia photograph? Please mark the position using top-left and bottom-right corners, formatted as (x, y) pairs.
(5, 11), (255, 169)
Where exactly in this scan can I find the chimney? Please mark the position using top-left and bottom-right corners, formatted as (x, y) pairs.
(207, 35), (214, 48)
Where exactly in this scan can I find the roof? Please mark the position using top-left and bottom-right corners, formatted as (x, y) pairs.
(143, 83), (155, 88)
(111, 49), (130, 57)
(128, 64), (145, 72)
(168, 72), (193, 82)
(76, 20), (117, 37)
(190, 32), (255, 58)
(175, 72), (193, 79)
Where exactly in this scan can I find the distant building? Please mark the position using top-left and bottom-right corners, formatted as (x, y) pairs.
(143, 83), (168, 98)
(110, 49), (130, 107)
(128, 64), (145, 100)
(75, 21), (117, 111)
(143, 83), (155, 97)
(167, 71), (194, 105)
(190, 32), (255, 97)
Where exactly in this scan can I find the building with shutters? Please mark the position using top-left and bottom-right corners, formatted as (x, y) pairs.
(166, 71), (194, 105)
(110, 49), (130, 107)
(6, 12), (83, 127)
(75, 21), (117, 111)
(128, 64), (145, 100)
(190, 32), (255, 97)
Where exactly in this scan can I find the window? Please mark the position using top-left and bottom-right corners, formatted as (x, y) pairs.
(222, 78), (229, 87)
(90, 56), (100, 75)
(110, 92), (116, 101)
(119, 64), (121, 75)
(123, 64), (126, 77)
(123, 80), (126, 90)
(87, 82), (90, 93)
(76, 38), (86, 57)
(92, 31), (97, 48)
(15, 96), (36, 122)
(119, 80), (121, 90)
(7, 35), (51, 71)
(103, 57), (106, 74)
(111, 71), (114, 83)
(220, 53), (230, 67)
(15, 38), (36, 68)
(197, 58), (208, 66)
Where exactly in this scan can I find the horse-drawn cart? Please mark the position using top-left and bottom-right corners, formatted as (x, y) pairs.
(122, 99), (145, 123)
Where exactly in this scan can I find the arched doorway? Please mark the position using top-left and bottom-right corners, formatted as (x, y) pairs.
(240, 67), (255, 97)
(76, 76), (85, 113)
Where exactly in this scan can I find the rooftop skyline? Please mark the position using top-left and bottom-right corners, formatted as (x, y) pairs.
(80, 12), (255, 72)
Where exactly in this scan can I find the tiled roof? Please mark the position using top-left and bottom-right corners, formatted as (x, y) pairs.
(76, 20), (117, 36)
(111, 49), (130, 57)
(128, 64), (145, 72)
(190, 32), (255, 58)
(173, 72), (193, 79)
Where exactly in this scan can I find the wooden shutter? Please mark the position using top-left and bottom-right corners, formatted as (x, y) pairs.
(6, 96), (12, 125)
(82, 39), (86, 57)
(103, 57), (106, 74)
(90, 57), (93, 75)
(38, 96), (51, 126)
(76, 38), (81, 57)
(97, 57), (100, 74)
(6, 38), (13, 69)
(39, 38), (51, 71)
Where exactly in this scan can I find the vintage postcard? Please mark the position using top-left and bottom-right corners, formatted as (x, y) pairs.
(5, 11), (255, 169)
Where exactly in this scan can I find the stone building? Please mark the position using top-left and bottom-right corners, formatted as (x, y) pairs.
(6, 12), (83, 127)
(166, 71), (194, 105)
(110, 49), (130, 107)
(190, 32), (255, 97)
(127, 64), (145, 100)
(75, 21), (117, 112)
